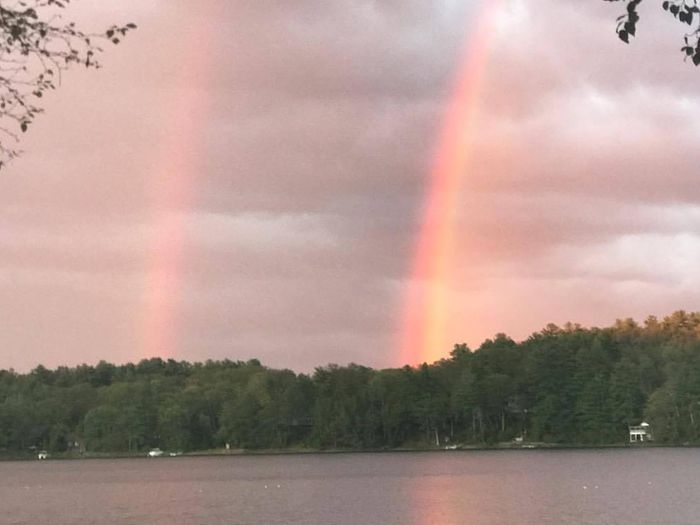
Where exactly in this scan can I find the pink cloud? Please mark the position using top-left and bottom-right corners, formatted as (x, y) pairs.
(0, 0), (698, 371)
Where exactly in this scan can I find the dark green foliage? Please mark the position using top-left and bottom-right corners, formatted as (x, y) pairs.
(606, 0), (700, 66)
(4, 311), (700, 454)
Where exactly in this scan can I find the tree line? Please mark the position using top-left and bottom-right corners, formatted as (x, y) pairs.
(2, 311), (700, 455)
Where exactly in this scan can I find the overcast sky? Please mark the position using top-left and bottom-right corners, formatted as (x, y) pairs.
(1, 0), (699, 372)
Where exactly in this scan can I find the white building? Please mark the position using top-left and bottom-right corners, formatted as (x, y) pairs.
(629, 422), (651, 443)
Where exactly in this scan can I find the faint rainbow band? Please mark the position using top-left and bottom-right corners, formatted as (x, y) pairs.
(140, 16), (214, 362)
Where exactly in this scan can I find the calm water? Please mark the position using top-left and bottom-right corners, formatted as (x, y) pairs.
(2, 449), (700, 524)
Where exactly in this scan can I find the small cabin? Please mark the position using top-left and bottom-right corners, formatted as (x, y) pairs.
(629, 422), (651, 443)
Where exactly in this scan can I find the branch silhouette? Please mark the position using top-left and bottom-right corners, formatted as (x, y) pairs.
(606, 0), (700, 65)
(0, 0), (136, 168)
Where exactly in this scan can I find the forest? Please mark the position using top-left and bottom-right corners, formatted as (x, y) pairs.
(3, 311), (700, 456)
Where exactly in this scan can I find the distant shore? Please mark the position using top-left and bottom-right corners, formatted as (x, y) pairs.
(2, 442), (695, 462)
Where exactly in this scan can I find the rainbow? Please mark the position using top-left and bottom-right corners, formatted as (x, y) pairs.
(136, 4), (499, 365)
(399, 2), (500, 366)
(139, 16), (213, 362)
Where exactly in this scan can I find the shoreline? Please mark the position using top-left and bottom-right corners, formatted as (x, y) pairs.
(2, 442), (697, 462)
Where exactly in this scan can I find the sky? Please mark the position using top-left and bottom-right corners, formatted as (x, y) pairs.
(1, 0), (700, 372)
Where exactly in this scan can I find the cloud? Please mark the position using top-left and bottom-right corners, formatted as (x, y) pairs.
(0, 0), (698, 371)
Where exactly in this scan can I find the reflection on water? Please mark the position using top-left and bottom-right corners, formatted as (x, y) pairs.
(406, 449), (681, 525)
(407, 455), (459, 525)
(1, 449), (699, 525)
(406, 451), (530, 525)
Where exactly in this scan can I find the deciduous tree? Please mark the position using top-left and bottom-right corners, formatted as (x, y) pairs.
(0, 0), (135, 167)
(606, 0), (700, 65)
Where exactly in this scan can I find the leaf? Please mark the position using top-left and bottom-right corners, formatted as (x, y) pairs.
(694, 53), (700, 66)
(618, 30), (629, 43)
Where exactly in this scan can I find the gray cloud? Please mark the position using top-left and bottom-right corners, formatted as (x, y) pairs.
(1, 0), (699, 371)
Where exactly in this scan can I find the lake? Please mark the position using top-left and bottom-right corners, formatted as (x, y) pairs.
(1, 449), (699, 524)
